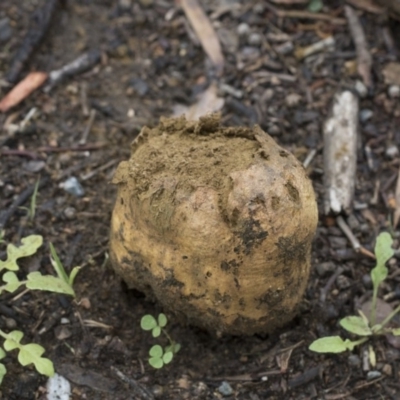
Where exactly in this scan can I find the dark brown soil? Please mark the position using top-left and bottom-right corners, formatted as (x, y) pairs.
(1, 1), (400, 399)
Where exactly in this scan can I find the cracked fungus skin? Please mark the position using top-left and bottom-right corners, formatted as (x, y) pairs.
(109, 114), (318, 336)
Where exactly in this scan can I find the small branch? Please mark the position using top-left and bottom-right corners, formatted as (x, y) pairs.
(344, 5), (372, 88)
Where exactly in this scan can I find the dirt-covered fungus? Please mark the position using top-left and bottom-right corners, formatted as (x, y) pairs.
(109, 114), (318, 336)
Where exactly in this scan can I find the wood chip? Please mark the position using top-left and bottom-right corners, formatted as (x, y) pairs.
(0, 71), (48, 112)
(179, 0), (224, 74)
(323, 91), (358, 214)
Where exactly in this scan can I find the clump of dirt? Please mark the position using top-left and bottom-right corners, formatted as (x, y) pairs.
(110, 114), (318, 335)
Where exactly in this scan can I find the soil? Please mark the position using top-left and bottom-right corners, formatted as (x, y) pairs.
(110, 114), (317, 336)
(1, 0), (400, 399)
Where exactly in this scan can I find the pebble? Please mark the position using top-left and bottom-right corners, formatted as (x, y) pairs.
(4, 317), (17, 329)
(382, 364), (392, 376)
(348, 354), (361, 367)
(359, 109), (373, 123)
(61, 177), (84, 197)
(118, 0), (132, 9)
(388, 85), (400, 98)
(285, 93), (302, 107)
(362, 273), (372, 289)
(336, 274), (351, 290)
(63, 206), (76, 220)
(151, 384), (164, 398)
(46, 374), (71, 400)
(23, 160), (46, 173)
(385, 144), (399, 158)
(218, 381), (233, 396)
(0, 18), (11, 43)
(129, 77), (149, 96)
(355, 80), (368, 98)
(274, 41), (294, 55)
(248, 32), (262, 46)
(316, 261), (336, 277)
(237, 22), (250, 37)
(367, 370), (381, 380)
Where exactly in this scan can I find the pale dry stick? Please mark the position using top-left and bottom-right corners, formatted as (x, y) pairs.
(80, 158), (119, 181)
(79, 108), (96, 145)
(264, 3), (346, 24)
(303, 148), (317, 169)
(336, 216), (375, 259)
(179, 0), (224, 74)
(345, 0), (384, 13)
(111, 367), (155, 400)
(320, 266), (344, 303)
(344, 5), (373, 88)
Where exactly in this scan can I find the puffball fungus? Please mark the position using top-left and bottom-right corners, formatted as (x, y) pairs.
(110, 114), (318, 335)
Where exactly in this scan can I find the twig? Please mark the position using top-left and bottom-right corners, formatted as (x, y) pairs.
(81, 159), (119, 181)
(6, 0), (60, 83)
(337, 216), (375, 259)
(111, 367), (155, 400)
(79, 109), (96, 145)
(264, 3), (346, 24)
(0, 177), (49, 230)
(320, 266), (344, 303)
(344, 5), (372, 88)
(44, 49), (101, 92)
(1, 142), (107, 159)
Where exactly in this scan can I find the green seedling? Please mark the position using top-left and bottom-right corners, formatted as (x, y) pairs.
(309, 232), (400, 355)
(0, 234), (81, 383)
(0, 235), (80, 297)
(0, 330), (54, 384)
(141, 313), (181, 369)
(19, 178), (40, 221)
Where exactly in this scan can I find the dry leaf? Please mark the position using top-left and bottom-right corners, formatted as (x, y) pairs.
(179, 0), (224, 73)
(172, 83), (224, 120)
(0, 72), (48, 113)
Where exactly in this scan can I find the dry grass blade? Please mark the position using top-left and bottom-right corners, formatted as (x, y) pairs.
(344, 5), (372, 87)
(172, 82), (224, 120)
(179, 0), (224, 73)
(0, 72), (48, 112)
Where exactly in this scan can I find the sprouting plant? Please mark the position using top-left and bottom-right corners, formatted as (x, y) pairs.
(0, 234), (81, 383)
(309, 232), (400, 355)
(0, 235), (80, 297)
(19, 178), (40, 221)
(140, 313), (181, 369)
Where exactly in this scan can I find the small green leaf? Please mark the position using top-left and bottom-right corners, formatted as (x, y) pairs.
(173, 343), (181, 353)
(340, 316), (372, 336)
(152, 326), (161, 338)
(163, 351), (173, 364)
(141, 315), (157, 331)
(371, 232), (394, 288)
(0, 363), (6, 385)
(0, 348), (6, 360)
(149, 345), (163, 358)
(49, 243), (69, 283)
(308, 0), (323, 12)
(309, 336), (356, 353)
(18, 343), (54, 376)
(3, 330), (24, 351)
(68, 266), (81, 286)
(392, 328), (400, 336)
(158, 313), (167, 328)
(149, 357), (163, 369)
(0, 235), (43, 272)
(2, 271), (22, 293)
(26, 272), (75, 296)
